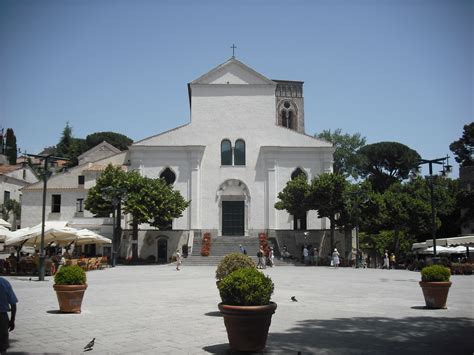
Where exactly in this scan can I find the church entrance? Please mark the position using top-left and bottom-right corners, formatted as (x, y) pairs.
(222, 201), (245, 236)
(157, 238), (168, 263)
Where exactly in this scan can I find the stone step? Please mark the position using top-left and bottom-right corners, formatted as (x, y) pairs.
(182, 255), (294, 266)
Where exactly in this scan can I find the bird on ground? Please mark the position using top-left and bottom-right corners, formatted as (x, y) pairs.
(291, 296), (298, 302)
(84, 338), (95, 352)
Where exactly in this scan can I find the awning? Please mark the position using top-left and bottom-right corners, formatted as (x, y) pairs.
(445, 236), (474, 247)
(0, 218), (11, 228)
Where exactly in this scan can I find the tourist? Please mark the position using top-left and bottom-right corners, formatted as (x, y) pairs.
(303, 245), (309, 265)
(239, 244), (247, 255)
(257, 247), (266, 269)
(0, 276), (17, 353)
(382, 250), (389, 269)
(390, 253), (396, 269)
(332, 248), (340, 269)
(308, 245), (315, 265)
(268, 247), (274, 267)
(175, 250), (182, 271)
(313, 247), (319, 266)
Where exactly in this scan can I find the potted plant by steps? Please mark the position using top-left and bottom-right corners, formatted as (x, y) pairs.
(215, 252), (256, 286)
(419, 264), (452, 309)
(53, 265), (87, 313)
(218, 267), (276, 352)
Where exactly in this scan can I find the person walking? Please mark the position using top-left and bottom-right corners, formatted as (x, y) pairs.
(175, 250), (182, 271)
(390, 253), (396, 269)
(0, 277), (18, 353)
(382, 250), (389, 270)
(257, 246), (266, 269)
(332, 248), (340, 269)
(268, 247), (274, 267)
(303, 245), (309, 266)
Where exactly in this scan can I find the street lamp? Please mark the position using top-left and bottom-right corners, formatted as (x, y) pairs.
(24, 153), (68, 281)
(348, 188), (368, 268)
(101, 186), (127, 267)
(415, 155), (452, 259)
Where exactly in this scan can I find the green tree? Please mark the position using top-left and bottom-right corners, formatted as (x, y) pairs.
(449, 122), (473, 166)
(356, 141), (420, 192)
(86, 132), (133, 151)
(274, 175), (311, 219)
(85, 164), (189, 261)
(5, 128), (17, 165)
(3, 199), (21, 230)
(84, 164), (128, 217)
(309, 173), (349, 251)
(56, 123), (73, 158)
(315, 129), (366, 179)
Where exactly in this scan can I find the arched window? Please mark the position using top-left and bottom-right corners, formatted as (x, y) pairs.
(291, 168), (307, 180)
(160, 167), (176, 185)
(234, 139), (246, 166)
(221, 140), (232, 165)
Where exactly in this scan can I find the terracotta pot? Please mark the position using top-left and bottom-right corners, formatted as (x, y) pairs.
(419, 281), (451, 309)
(53, 284), (88, 313)
(218, 302), (277, 352)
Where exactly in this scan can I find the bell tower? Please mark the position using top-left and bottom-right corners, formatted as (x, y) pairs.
(274, 80), (305, 134)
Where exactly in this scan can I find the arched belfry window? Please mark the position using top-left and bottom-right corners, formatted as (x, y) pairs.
(280, 100), (297, 130)
(291, 167), (307, 180)
(221, 140), (232, 165)
(160, 167), (176, 185)
(234, 139), (246, 166)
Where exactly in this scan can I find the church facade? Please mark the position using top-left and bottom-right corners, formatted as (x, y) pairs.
(21, 58), (346, 262)
(130, 58), (334, 235)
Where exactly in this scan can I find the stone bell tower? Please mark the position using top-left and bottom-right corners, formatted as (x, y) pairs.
(274, 80), (305, 134)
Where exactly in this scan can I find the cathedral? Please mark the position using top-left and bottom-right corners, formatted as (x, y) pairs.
(22, 58), (347, 262)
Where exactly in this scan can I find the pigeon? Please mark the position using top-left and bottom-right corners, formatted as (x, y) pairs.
(84, 338), (95, 352)
(291, 296), (298, 302)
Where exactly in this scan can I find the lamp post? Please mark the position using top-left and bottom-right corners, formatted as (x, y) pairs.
(25, 153), (68, 281)
(348, 188), (367, 268)
(416, 155), (452, 259)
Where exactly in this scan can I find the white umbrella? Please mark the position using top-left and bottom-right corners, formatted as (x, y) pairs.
(5, 222), (79, 247)
(59, 229), (112, 246)
(0, 225), (12, 242)
(419, 246), (452, 254)
(0, 218), (11, 228)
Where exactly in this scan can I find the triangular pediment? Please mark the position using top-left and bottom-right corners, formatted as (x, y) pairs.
(190, 58), (276, 85)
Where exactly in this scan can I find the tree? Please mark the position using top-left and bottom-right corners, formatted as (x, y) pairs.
(86, 132), (133, 151)
(449, 122), (473, 166)
(5, 128), (17, 165)
(55, 123), (73, 158)
(85, 164), (189, 261)
(2, 199), (21, 230)
(356, 141), (420, 192)
(315, 129), (366, 179)
(274, 175), (311, 219)
(309, 173), (349, 251)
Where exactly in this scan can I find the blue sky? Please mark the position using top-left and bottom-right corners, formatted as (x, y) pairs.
(1, 0), (472, 177)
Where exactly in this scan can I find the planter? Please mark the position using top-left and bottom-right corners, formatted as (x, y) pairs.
(218, 302), (277, 352)
(419, 281), (451, 309)
(53, 284), (88, 313)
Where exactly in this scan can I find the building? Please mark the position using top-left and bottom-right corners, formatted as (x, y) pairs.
(0, 161), (39, 229)
(21, 58), (353, 262)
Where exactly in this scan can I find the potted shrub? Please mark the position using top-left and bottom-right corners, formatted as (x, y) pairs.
(215, 253), (256, 283)
(419, 264), (451, 309)
(218, 267), (277, 352)
(53, 265), (87, 313)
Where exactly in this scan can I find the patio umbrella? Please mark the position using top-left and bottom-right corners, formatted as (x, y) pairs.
(0, 225), (12, 242)
(0, 218), (11, 228)
(59, 229), (112, 246)
(418, 246), (452, 254)
(4, 222), (79, 247)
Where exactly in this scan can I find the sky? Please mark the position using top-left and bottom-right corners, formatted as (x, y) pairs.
(0, 0), (472, 177)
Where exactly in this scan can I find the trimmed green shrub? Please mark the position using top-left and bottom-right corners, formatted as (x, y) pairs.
(215, 253), (256, 281)
(218, 267), (274, 306)
(421, 264), (451, 282)
(54, 265), (87, 285)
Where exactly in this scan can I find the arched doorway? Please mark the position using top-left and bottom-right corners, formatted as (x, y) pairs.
(157, 238), (168, 264)
(217, 179), (250, 236)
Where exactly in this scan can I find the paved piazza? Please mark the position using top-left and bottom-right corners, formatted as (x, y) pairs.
(5, 265), (474, 354)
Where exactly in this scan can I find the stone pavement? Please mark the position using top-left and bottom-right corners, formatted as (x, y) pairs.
(4, 264), (474, 354)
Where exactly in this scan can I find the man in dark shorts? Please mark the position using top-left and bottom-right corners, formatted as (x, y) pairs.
(0, 277), (17, 353)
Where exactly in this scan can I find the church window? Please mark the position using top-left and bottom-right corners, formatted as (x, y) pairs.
(284, 101), (291, 109)
(291, 168), (307, 180)
(160, 168), (176, 185)
(234, 139), (246, 166)
(221, 140), (232, 166)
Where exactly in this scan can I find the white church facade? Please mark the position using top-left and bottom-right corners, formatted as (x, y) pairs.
(21, 58), (353, 262)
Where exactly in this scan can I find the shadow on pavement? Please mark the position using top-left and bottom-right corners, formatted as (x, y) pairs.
(204, 316), (473, 354)
(205, 311), (223, 317)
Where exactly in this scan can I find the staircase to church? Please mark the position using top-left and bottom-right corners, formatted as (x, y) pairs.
(183, 235), (292, 266)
